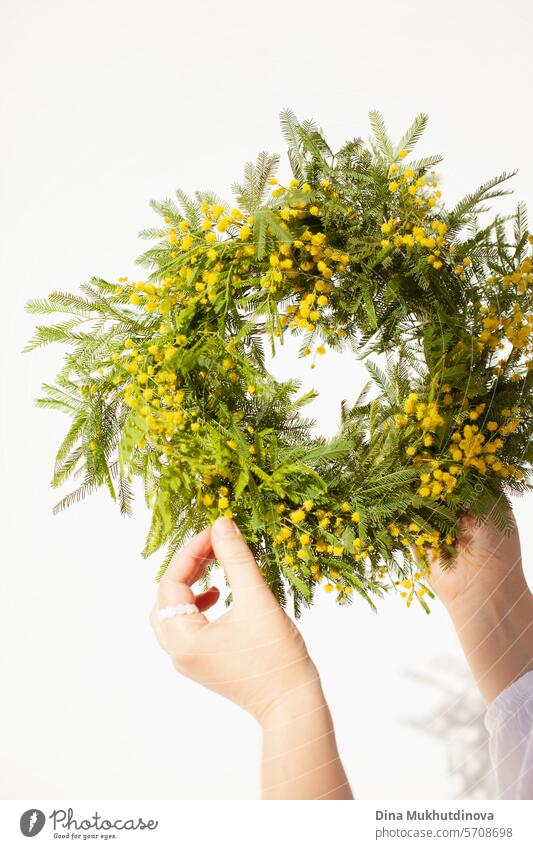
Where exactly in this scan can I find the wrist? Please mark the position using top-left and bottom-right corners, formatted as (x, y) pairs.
(447, 571), (532, 629)
(259, 666), (328, 731)
(447, 579), (533, 705)
(259, 668), (352, 800)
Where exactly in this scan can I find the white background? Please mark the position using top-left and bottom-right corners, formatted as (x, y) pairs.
(1, 0), (532, 801)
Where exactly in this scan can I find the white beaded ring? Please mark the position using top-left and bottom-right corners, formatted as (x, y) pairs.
(157, 603), (200, 622)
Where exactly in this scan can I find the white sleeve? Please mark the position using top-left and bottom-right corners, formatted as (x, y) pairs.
(484, 670), (533, 799)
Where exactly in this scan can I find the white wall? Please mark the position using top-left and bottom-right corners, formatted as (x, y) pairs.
(1, 0), (531, 800)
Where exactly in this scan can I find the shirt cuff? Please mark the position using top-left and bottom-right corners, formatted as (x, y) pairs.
(485, 669), (533, 733)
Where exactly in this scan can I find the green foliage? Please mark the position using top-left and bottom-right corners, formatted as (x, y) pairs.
(26, 109), (533, 616)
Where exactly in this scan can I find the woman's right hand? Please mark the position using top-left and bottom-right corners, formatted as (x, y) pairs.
(149, 516), (321, 725)
(149, 516), (353, 799)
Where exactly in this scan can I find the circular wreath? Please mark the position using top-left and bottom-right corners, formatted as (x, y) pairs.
(26, 110), (533, 615)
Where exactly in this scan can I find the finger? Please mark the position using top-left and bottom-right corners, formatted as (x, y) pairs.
(194, 586), (220, 613)
(210, 516), (274, 607)
(153, 532), (216, 651)
(161, 527), (213, 587)
(152, 585), (219, 649)
(456, 513), (476, 546)
(157, 529), (214, 607)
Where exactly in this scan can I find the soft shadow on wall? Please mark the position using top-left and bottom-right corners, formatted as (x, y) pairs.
(402, 656), (495, 800)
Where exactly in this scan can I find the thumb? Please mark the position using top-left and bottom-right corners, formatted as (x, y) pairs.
(211, 517), (274, 608)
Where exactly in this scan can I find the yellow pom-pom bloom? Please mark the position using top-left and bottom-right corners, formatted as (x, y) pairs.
(290, 509), (306, 523)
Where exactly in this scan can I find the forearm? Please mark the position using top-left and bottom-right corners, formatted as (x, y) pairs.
(447, 578), (533, 706)
(260, 677), (353, 800)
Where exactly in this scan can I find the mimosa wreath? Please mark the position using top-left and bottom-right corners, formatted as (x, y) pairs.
(26, 110), (533, 614)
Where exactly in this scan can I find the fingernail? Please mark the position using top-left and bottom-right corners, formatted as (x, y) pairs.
(213, 516), (241, 537)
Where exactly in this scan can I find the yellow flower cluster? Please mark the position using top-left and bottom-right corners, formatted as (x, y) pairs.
(400, 380), (524, 485)
(263, 179), (352, 347)
(112, 335), (250, 503)
(389, 519), (453, 565)
(380, 215), (454, 271)
(476, 296), (533, 384)
(478, 302), (533, 353)
(387, 163), (443, 213)
(274, 228), (350, 338)
(196, 484), (235, 520)
(269, 498), (372, 598)
(503, 248), (533, 294)
(402, 393), (445, 431)
(126, 185), (355, 360)
(397, 388), (525, 509)
(394, 571), (432, 601)
(120, 202), (266, 320)
(448, 412), (523, 479)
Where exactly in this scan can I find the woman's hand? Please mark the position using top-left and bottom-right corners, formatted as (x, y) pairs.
(426, 510), (533, 705)
(149, 516), (318, 723)
(427, 512), (524, 609)
(149, 516), (353, 799)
